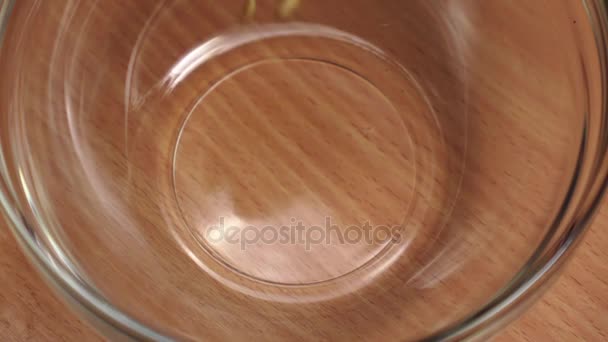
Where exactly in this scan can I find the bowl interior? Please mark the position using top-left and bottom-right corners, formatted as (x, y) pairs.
(0, 0), (597, 340)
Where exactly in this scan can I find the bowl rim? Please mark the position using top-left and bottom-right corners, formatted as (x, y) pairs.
(1, 0), (608, 340)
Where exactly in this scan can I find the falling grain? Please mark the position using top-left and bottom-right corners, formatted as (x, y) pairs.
(244, 0), (256, 19)
(278, 0), (300, 18)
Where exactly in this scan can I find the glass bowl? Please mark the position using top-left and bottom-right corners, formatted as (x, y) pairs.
(1, 0), (607, 340)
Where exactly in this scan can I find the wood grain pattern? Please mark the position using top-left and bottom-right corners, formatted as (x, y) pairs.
(0, 225), (103, 341)
(496, 206), (608, 342)
(0, 0), (606, 341)
(1, 204), (607, 341)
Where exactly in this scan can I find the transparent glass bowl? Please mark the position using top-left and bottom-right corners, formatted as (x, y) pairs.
(1, 1), (607, 341)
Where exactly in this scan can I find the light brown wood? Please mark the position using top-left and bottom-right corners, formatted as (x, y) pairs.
(496, 206), (608, 342)
(0, 224), (103, 341)
(1, 205), (607, 341)
(0, 0), (606, 341)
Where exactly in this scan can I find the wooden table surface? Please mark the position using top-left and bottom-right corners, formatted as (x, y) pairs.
(0, 201), (606, 341)
(0, 1), (607, 341)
